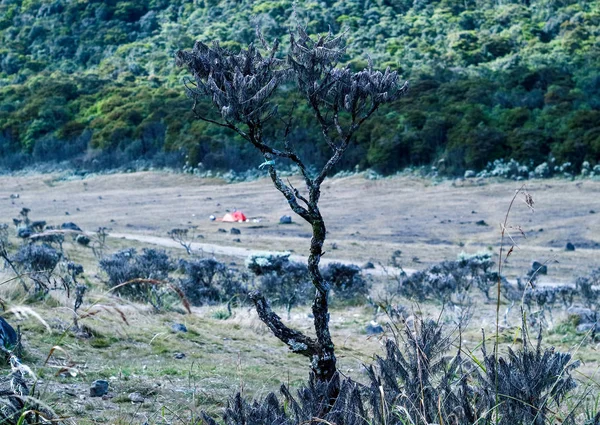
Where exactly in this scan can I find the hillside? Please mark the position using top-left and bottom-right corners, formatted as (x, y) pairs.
(1, 0), (599, 174)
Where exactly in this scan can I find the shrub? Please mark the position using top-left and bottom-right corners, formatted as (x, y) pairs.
(12, 243), (60, 273)
(246, 253), (313, 312)
(393, 252), (495, 303)
(178, 258), (242, 306)
(99, 248), (173, 299)
(200, 317), (584, 425)
(575, 268), (600, 309)
(479, 324), (580, 425)
(321, 262), (369, 302)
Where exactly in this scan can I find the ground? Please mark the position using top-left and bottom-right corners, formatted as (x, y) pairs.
(0, 171), (598, 424)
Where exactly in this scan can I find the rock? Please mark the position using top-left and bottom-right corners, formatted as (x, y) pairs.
(590, 210), (596, 214)
(279, 215), (292, 224)
(0, 317), (17, 349)
(362, 261), (375, 269)
(209, 215), (216, 221)
(567, 307), (597, 324)
(61, 222), (82, 232)
(218, 228), (227, 233)
(90, 380), (109, 397)
(76, 234), (90, 246)
(16, 227), (31, 239)
(230, 228), (241, 235)
(531, 261), (547, 275)
(475, 220), (488, 226)
(464, 170), (476, 178)
(576, 323), (599, 333)
(171, 323), (187, 333)
(174, 352), (186, 359)
(565, 242), (575, 251)
(233, 238), (241, 243)
(128, 392), (145, 403)
(366, 321), (384, 335)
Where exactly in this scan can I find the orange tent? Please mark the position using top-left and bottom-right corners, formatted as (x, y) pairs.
(221, 211), (247, 222)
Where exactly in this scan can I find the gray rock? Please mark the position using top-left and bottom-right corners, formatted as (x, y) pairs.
(362, 261), (375, 269)
(61, 222), (82, 232)
(576, 323), (599, 333)
(16, 227), (31, 238)
(531, 261), (548, 275)
(366, 321), (384, 335)
(567, 307), (597, 324)
(171, 323), (187, 333)
(76, 234), (90, 246)
(90, 380), (109, 397)
(566, 242), (575, 251)
(218, 228), (227, 233)
(475, 220), (488, 226)
(0, 317), (17, 350)
(464, 170), (476, 178)
(174, 352), (186, 359)
(128, 392), (145, 403)
(279, 215), (292, 224)
(230, 228), (241, 235)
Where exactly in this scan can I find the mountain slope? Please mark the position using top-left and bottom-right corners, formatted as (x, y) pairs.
(0, 0), (599, 174)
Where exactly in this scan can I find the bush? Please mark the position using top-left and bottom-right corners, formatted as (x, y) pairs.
(575, 268), (600, 309)
(246, 253), (313, 311)
(12, 243), (60, 273)
(479, 324), (579, 425)
(201, 317), (584, 425)
(178, 258), (242, 306)
(321, 262), (369, 302)
(99, 248), (173, 299)
(393, 252), (496, 303)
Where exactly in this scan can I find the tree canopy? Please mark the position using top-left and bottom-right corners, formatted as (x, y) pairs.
(0, 0), (599, 174)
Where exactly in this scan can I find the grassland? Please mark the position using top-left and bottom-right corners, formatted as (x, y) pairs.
(0, 170), (599, 424)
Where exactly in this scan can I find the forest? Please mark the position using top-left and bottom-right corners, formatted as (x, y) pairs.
(0, 0), (599, 175)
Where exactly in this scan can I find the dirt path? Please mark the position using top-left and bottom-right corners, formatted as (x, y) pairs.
(110, 232), (573, 288)
(110, 232), (413, 276)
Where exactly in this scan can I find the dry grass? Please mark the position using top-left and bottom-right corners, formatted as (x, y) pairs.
(0, 170), (598, 423)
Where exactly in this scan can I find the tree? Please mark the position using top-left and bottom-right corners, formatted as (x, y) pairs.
(176, 27), (407, 386)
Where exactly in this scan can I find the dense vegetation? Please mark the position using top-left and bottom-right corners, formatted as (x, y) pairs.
(1, 0), (599, 175)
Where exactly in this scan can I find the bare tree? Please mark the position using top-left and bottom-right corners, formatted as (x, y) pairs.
(176, 27), (407, 385)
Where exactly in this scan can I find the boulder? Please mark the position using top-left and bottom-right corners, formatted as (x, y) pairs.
(61, 222), (82, 232)
(366, 321), (384, 335)
(567, 307), (597, 324)
(230, 228), (241, 235)
(576, 323), (599, 333)
(171, 323), (187, 333)
(565, 242), (575, 251)
(128, 392), (145, 403)
(279, 215), (292, 224)
(16, 227), (31, 239)
(0, 317), (17, 350)
(76, 234), (90, 246)
(90, 380), (109, 397)
(531, 261), (548, 275)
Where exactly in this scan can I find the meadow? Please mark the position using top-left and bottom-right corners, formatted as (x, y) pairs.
(0, 170), (599, 424)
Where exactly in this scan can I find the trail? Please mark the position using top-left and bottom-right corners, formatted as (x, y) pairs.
(110, 232), (414, 277)
(109, 233), (574, 288)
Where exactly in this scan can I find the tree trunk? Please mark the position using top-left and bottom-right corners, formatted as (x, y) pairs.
(307, 217), (338, 384)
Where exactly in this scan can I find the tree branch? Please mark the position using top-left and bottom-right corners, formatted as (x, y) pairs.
(249, 291), (319, 357)
(268, 166), (313, 222)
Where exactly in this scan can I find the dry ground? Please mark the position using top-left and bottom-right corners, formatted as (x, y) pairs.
(0, 170), (599, 424)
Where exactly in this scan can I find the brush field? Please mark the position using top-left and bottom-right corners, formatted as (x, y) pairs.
(0, 171), (599, 424)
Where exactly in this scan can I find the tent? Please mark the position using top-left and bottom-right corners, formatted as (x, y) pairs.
(221, 211), (247, 222)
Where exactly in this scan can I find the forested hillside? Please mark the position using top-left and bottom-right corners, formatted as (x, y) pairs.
(1, 0), (599, 175)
